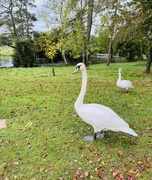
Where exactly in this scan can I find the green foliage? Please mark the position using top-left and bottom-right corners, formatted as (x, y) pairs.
(89, 35), (99, 55)
(35, 31), (59, 60)
(96, 28), (110, 53)
(13, 39), (36, 67)
(0, 62), (152, 179)
(115, 41), (146, 61)
(66, 30), (84, 59)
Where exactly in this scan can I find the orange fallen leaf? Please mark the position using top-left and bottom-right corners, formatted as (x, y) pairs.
(117, 151), (123, 156)
(73, 175), (77, 180)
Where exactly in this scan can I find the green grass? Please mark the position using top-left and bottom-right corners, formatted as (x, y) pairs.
(0, 46), (13, 56)
(0, 62), (152, 180)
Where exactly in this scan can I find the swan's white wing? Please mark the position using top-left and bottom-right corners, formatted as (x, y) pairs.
(76, 103), (137, 136)
(77, 103), (129, 132)
(118, 80), (133, 88)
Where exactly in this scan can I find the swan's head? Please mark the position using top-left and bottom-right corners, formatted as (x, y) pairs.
(73, 63), (86, 74)
(119, 68), (122, 72)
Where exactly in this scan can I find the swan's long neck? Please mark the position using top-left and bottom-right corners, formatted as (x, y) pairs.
(75, 69), (87, 111)
(118, 70), (121, 82)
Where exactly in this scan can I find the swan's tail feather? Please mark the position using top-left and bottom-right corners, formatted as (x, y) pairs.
(121, 128), (138, 137)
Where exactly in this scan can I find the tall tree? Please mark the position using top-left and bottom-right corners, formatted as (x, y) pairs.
(0, 0), (36, 38)
(112, 0), (152, 72)
(41, 0), (70, 64)
(41, 0), (96, 66)
(69, 0), (95, 66)
(96, 27), (110, 54)
(83, 0), (94, 66)
(0, 0), (37, 67)
(107, 1), (118, 66)
(132, 0), (152, 73)
(98, 0), (127, 65)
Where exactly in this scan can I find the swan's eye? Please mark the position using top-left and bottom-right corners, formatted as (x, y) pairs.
(76, 65), (81, 69)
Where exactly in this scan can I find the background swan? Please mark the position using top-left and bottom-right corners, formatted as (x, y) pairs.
(73, 63), (138, 141)
(116, 68), (134, 93)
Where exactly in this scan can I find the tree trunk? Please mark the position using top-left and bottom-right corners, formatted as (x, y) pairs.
(107, 35), (112, 66)
(51, 59), (55, 76)
(83, 0), (94, 67)
(146, 47), (152, 73)
(129, 43), (132, 61)
(62, 50), (68, 64)
(139, 43), (143, 61)
(107, 2), (117, 66)
(83, 42), (89, 67)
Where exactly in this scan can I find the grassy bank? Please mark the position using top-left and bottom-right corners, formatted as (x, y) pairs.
(0, 62), (152, 179)
(0, 46), (13, 56)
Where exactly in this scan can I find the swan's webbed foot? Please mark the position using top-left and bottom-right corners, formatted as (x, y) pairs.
(82, 132), (105, 141)
(94, 132), (105, 140)
(82, 136), (94, 141)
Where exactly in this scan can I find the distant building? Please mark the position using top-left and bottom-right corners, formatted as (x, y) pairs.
(91, 53), (121, 63)
(35, 52), (50, 65)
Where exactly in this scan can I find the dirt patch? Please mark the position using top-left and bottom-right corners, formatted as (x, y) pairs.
(0, 119), (7, 128)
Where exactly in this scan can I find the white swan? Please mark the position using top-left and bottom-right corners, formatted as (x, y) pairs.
(116, 68), (134, 93)
(73, 63), (138, 141)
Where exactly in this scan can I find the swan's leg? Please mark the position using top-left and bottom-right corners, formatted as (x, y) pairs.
(94, 133), (97, 140)
(82, 132), (105, 141)
(96, 132), (105, 139)
(93, 132), (105, 140)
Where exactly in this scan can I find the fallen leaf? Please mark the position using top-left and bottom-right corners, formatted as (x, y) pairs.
(96, 169), (102, 178)
(14, 162), (19, 165)
(75, 170), (80, 176)
(117, 151), (123, 156)
(109, 168), (114, 172)
(14, 175), (17, 179)
(113, 170), (119, 177)
(136, 173), (141, 177)
(0, 172), (4, 177)
(146, 157), (151, 162)
(118, 173), (124, 179)
(89, 159), (94, 163)
(73, 175), (78, 180)
(28, 144), (31, 148)
(84, 171), (89, 177)
(103, 176), (108, 180)
(101, 161), (105, 166)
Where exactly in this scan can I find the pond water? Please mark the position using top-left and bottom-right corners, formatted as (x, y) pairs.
(0, 56), (13, 67)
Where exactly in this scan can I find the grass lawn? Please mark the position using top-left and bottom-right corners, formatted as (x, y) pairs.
(0, 46), (13, 56)
(0, 62), (152, 180)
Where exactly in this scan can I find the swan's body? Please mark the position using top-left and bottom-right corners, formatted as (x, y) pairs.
(116, 68), (134, 93)
(73, 63), (137, 141)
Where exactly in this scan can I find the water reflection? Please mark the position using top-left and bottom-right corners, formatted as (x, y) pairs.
(0, 56), (13, 67)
